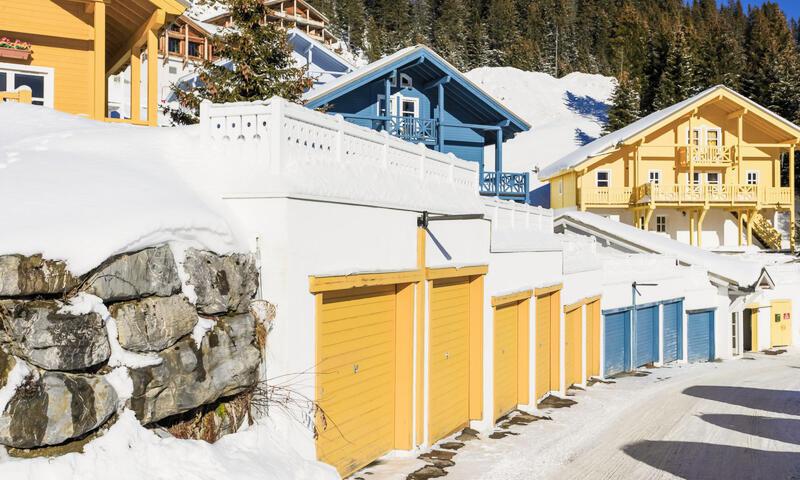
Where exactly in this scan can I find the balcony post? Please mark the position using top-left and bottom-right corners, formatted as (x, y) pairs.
(737, 114), (743, 184)
(146, 25), (159, 126)
(495, 128), (503, 195)
(698, 207), (708, 248)
(747, 209), (755, 246)
(689, 210), (695, 246)
(384, 74), (392, 132)
(437, 82), (444, 152)
(791, 145), (796, 252)
(738, 209), (744, 247)
(130, 48), (141, 122)
(93, 1), (106, 120)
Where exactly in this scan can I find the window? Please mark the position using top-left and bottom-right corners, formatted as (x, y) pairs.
(656, 215), (667, 233)
(400, 98), (418, 118)
(746, 171), (759, 185)
(706, 172), (720, 185)
(687, 128), (703, 146)
(0, 65), (52, 107)
(648, 170), (661, 184)
(168, 37), (181, 54)
(169, 66), (178, 74)
(376, 94), (395, 116)
(188, 41), (202, 58)
(596, 170), (610, 188)
(639, 216), (646, 230)
(377, 94), (417, 118)
(706, 128), (721, 147)
(688, 172), (702, 185)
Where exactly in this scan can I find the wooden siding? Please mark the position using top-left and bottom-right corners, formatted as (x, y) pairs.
(0, 0), (94, 116)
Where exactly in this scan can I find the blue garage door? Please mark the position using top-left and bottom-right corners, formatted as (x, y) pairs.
(635, 305), (659, 367)
(604, 310), (631, 376)
(662, 300), (683, 363)
(688, 310), (715, 363)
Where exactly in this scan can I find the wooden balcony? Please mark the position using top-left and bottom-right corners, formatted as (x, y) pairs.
(582, 184), (792, 209)
(679, 145), (733, 166)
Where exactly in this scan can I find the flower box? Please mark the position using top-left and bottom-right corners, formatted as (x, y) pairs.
(0, 46), (31, 60)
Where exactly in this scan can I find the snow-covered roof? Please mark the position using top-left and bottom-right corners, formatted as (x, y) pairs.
(303, 45), (531, 133)
(287, 28), (354, 70)
(555, 211), (765, 287)
(0, 104), (242, 275)
(539, 85), (800, 180)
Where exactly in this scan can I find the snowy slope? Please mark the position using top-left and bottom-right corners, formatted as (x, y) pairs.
(0, 103), (244, 275)
(465, 67), (615, 190)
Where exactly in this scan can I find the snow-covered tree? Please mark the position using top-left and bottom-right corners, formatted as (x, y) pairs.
(166, 0), (310, 124)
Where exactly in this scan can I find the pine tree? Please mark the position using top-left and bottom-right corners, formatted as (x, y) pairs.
(653, 26), (699, 110)
(165, 0), (310, 124)
(430, 0), (469, 68)
(603, 72), (641, 134)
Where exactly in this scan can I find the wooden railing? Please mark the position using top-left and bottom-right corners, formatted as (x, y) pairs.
(585, 183), (792, 208)
(681, 145), (733, 166)
(480, 170), (529, 200)
(582, 187), (634, 206)
(748, 211), (783, 250)
(0, 87), (32, 104)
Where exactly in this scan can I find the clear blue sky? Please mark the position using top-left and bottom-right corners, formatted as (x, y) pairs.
(721, 0), (800, 19)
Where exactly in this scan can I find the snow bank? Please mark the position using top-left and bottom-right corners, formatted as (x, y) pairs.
(0, 409), (338, 480)
(465, 67), (614, 187)
(0, 103), (244, 275)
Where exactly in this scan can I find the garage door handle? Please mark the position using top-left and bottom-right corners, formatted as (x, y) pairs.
(445, 352), (449, 360)
(353, 364), (359, 374)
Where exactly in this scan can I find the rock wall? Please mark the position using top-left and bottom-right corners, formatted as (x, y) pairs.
(0, 246), (262, 450)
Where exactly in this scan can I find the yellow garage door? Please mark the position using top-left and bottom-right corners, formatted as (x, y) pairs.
(316, 284), (397, 477)
(429, 276), (470, 444)
(564, 305), (582, 387)
(771, 300), (792, 347)
(535, 288), (561, 400)
(585, 299), (601, 379)
(494, 301), (519, 420)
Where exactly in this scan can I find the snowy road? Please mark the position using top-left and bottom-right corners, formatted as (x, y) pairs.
(359, 350), (800, 480)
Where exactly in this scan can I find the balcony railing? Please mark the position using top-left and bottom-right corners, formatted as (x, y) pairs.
(480, 170), (530, 200)
(582, 187), (634, 206)
(343, 115), (438, 145)
(679, 145), (733, 166)
(387, 116), (437, 144)
(583, 183), (792, 208)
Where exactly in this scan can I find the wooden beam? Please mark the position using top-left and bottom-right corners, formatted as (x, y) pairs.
(791, 145), (796, 253)
(130, 48), (141, 122)
(697, 207), (708, 248)
(93, 1), (106, 120)
(738, 209), (743, 247)
(107, 8), (166, 76)
(747, 209), (755, 246)
(727, 108), (748, 120)
(147, 26), (159, 126)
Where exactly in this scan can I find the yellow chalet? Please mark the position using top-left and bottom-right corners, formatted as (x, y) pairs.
(541, 86), (798, 252)
(0, 0), (186, 125)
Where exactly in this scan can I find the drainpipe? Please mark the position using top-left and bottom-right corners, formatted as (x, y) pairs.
(495, 128), (503, 196)
(437, 82), (444, 152)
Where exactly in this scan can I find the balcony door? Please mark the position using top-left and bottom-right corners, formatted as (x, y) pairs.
(377, 94), (420, 140)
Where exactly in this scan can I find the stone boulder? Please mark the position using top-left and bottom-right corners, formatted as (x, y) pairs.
(129, 313), (260, 424)
(0, 367), (118, 449)
(183, 250), (258, 315)
(0, 255), (79, 297)
(84, 246), (181, 303)
(0, 300), (110, 371)
(109, 295), (196, 352)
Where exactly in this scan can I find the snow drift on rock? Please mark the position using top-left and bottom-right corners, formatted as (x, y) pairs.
(0, 103), (244, 275)
(465, 67), (615, 189)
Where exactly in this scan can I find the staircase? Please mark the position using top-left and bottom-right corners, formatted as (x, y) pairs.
(734, 211), (783, 250)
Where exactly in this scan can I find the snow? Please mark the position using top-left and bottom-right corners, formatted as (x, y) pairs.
(465, 67), (614, 187)
(192, 317), (217, 347)
(0, 359), (32, 414)
(538, 84), (800, 180)
(0, 103), (243, 275)
(358, 350), (800, 480)
(0, 408), (338, 480)
(559, 210), (764, 286)
(102, 367), (134, 406)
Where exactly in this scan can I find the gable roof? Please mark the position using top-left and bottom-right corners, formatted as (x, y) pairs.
(303, 45), (531, 137)
(555, 210), (765, 287)
(287, 28), (353, 72)
(539, 85), (800, 180)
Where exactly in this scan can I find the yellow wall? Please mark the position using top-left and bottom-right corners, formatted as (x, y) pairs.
(0, 0), (95, 116)
(551, 171), (577, 209)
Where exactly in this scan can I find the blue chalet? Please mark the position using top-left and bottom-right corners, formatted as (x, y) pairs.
(303, 45), (532, 201)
